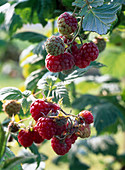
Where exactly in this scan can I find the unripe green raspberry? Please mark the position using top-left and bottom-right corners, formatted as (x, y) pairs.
(57, 12), (78, 35)
(3, 100), (21, 117)
(93, 37), (106, 53)
(45, 36), (65, 56)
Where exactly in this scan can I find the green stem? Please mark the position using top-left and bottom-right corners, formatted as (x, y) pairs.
(67, 16), (83, 46)
(72, 6), (77, 17)
(51, 19), (55, 35)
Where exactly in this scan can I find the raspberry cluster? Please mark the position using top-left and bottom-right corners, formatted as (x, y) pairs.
(16, 98), (94, 155)
(45, 12), (99, 73)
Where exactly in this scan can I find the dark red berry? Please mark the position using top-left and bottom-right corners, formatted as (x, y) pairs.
(33, 126), (44, 144)
(51, 136), (72, 155)
(70, 133), (78, 144)
(18, 129), (33, 147)
(79, 110), (93, 124)
(74, 54), (90, 68)
(79, 42), (99, 62)
(57, 12), (78, 35)
(36, 117), (57, 140)
(45, 52), (75, 73)
(30, 99), (60, 121)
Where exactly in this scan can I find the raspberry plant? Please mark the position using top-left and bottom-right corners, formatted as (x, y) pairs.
(0, 0), (125, 169)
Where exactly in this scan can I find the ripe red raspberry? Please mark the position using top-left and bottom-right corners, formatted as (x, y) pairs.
(57, 12), (78, 35)
(45, 54), (63, 72)
(79, 110), (93, 124)
(36, 117), (57, 140)
(70, 133), (78, 144)
(51, 136), (72, 155)
(45, 36), (65, 56)
(74, 54), (90, 68)
(76, 124), (91, 138)
(30, 99), (60, 121)
(33, 126), (44, 144)
(55, 117), (67, 136)
(79, 42), (99, 62)
(18, 129), (33, 147)
(3, 100), (21, 117)
(45, 52), (75, 73)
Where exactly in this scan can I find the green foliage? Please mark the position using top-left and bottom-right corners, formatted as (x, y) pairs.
(0, 147), (22, 170)
(64, 62), (105, 82)
(78, 135), (118, 156)
(25, 69), (47, 90)
(0, 123), (6, 160)
(69, 156), (90, 170)
(13, 32), (47, 43)
(29, 143), (48, 168)
(0, 0), (7, 6)
(0, 12), (5, 24)
(9, 14), (23, 36)
(91, 102), (124, 134)
(73, 0), (122, 34)
(72, 94), (99, 110)
(0, 0), (125, 169)
(0, 87), (23, 100)
(0, 154), (37, 169)
(52, 83), (71, 106)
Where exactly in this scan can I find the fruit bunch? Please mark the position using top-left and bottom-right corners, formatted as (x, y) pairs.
(13, 98), (94, 155)
(45, 12), (99, 73)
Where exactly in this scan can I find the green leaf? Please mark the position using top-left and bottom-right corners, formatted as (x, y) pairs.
(20, 54), (39, 67)
(37, 72), (58, 96)
(22, 90), (31, 98)
(91, 102), (124, 134)
(72, 0), (104, 8)
(115, 153), (125, 165)
(0, 147), (22, 170)
(9, 14), (23, 35)
(0, 13), (5, 24)
(72, 94), (100, 110)
(0, 0), (7, 6)
(69, 156), (90, 170)
(13, 32), (47, 43)
(29, 143), (48, 169)
(64, 62), (104, 82)
(0, 123), (6, 160)
(52, 83), (70, 107)
(15, 0), (39, 24)
(21, 98), (31, 114)
(52, 155), (69, 165)
(33, 41), (47, 56)
(0, 87), (23, 100)
(79, 135), (118, 156)
(0, 155), (37, 170)
(25, 69), (47, 90)
(113, 0), (125, 4)
(0, 39), (6, 47)
(82, 3), (121, 34)
(37, 0), (57, 26)
(72, 0), (86, 8)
